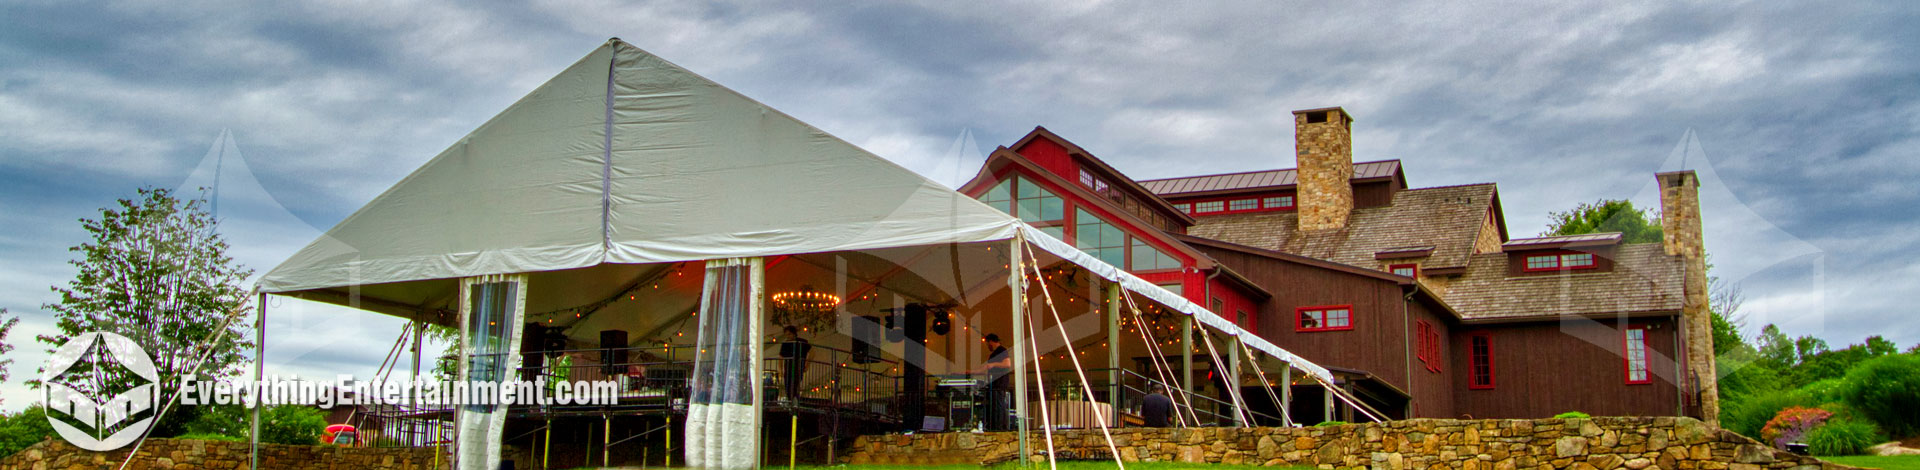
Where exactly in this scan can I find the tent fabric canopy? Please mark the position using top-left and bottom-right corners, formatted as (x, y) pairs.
(257, 38), (1333, 383)
(258, 39), (1018, 294)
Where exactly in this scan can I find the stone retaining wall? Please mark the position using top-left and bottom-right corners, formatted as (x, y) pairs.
(1, 438), (446, 470)
(847, 417), (1856, 469)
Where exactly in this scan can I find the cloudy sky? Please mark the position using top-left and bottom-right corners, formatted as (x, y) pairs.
(1, 1), (1915, 410)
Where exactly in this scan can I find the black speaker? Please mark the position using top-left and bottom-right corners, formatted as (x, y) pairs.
(600, 330), (628, 375)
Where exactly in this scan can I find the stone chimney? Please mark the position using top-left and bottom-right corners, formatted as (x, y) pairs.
(1294, 107), (1355, 231)
(1658, 170), (1717, 426)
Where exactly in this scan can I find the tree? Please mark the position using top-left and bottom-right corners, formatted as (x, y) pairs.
(1543, 199), (1664, 243)
(0, 308), (16, 405)
(36, 188), (255, 436)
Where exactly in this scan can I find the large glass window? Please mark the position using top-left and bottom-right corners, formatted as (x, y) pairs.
(1130, 238), (1181, 271)
(1016, 177), (1064, 223)
(1075, 209), (1126, 268)
(1263, 195), (1295, 209)
(976, 175), (1063, 223)
(1624, 326), (1650, 384)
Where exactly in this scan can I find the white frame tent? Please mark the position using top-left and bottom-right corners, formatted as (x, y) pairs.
(255, 38), (1338, 470)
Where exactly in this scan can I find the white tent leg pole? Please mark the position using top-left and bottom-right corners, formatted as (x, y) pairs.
(1022, 249), (1124, 469)
(1119, 289), (1199, 427)
(1021, 290), (1056, 470)
(1008, 236), (1029, 466)
(250, 292), (265, 470)
(1228, 335), (1243, 427)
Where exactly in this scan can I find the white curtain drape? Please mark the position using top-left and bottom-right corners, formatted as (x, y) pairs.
(684, 258), (762, 469)
(455, 274), (526, 470)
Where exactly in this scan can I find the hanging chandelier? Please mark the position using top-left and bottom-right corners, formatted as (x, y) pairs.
(771, 285), (841, 332)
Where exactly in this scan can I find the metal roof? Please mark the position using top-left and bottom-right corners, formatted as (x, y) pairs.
(1141, 160), (1402, 195)
(1502, 232), (1623, 248)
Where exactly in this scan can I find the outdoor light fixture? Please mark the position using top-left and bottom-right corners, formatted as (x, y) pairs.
(772, 285), (841, 333)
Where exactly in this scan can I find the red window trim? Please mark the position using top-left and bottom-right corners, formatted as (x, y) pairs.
(1468, 332), (1495, 390)
(1623, 325), (1652, 385)
(1520, 250), (1601, 272)
(1295, 304), (1354, 332)
(1174, 193), (1297, 216)
(1416, 320), (1430, 362)
(1390, 263), (1419, 278)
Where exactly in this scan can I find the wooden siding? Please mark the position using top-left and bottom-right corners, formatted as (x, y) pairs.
(1450, 317), (1683, 418)
(1354, 180), (1397, 208)
(1194, 245), (1415, 397)
(1405, 299), (1456, 418)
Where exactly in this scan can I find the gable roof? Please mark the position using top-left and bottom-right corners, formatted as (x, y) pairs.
(1140, 160), (1404, 196)
(1446, 243), (1684, 322)
(260, 39), (1021, 293)
(1009, 127), (1196, 226)
(1183, 183), (1501, 270)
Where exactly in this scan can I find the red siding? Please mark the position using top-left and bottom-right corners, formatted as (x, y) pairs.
(1405, 298), (1455, 418)
(1014, 137), (1078, 182)
(1451, 317), (1683, 418)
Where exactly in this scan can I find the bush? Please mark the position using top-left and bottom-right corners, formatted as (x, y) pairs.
(1761, 407), (1832, 449)
(0, 406), (54, 458)
(1797, 378), (1847, 405)
(184, 404), (329, 446)
(1723, 389), (1811, 439)
(1314, 421), (1348, 427)
(1838, 354), (1920, 437)
(176, 432), (244, 442)
(1805, 418), (1882, 456)
(1554, 411), (1592, 419)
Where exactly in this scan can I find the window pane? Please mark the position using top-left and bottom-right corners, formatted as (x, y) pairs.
(1263, 196), (1294, 208)
(1563, 253), (1595, 267)
(1299, 311), (1323, 329)
(1037, 225), (1065, 241)
(1131, 238), (1180, 271)
(1326, 309), (1350, 327)
(1075, 209), (1125, 268)
(1079, 169), (1095, 188)
(1195, 201), (1223, 213)
(1229, 199), (1258, 211)
(1525, 255), (1559, 270)
(1039, 194), (1064, 221)
(1156, 282), (1183, 296)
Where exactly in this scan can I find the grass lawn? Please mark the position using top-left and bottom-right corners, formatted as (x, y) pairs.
(1821, 455), (1920, 470)
(791, 463), (1309, 470)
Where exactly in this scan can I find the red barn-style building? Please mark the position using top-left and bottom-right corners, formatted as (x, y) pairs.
(958, 107), (1715, 422)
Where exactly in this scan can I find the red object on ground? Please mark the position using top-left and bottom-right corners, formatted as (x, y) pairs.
(323, 424), (357, 446)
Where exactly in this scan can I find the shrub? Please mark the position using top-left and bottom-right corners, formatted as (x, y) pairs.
(1723, 389), (1811, 439)
(184, 404), (329, 445)
(1805, 418), (1882, 456)
(176, 432), (244, 442)
(1554, 411), (1592, 419)
(1797, 378), (1847, 405)
(1761, 407), (1831, 449)
(1838, 354), (1920, 437)
(1314, 421), (1348, 427)
(0, 406), (54, 458)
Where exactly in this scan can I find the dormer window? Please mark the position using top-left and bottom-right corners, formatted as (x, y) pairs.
(1262, 196), (1295, 210)
(1176, 193), (1298, 215)
(1522, 252), (1598, 272)
(1194, 200), (1224, 213)
(1390, 264), (1418, 277)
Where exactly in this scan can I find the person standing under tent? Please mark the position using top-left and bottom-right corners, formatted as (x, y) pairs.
(778, 325), (812, 403)
(971, 333), (1014, 431)
(1141, 384), (1174, 427)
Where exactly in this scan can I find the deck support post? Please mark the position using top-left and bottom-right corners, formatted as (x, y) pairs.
(1105, 282), (1121, 427)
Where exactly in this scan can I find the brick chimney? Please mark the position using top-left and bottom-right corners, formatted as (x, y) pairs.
(1658, 170), (1717, 426)
(1294, 107), (1355, 231)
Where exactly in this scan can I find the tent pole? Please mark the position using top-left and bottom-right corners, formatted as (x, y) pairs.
(1008, 236), (1029, 467)
(250, 292), (265, 470)
(1104, 283), (1120, 427)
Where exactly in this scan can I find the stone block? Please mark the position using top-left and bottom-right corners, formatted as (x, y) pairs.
(1556, 437), (1590, 458)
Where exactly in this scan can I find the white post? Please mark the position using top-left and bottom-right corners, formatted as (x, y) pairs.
(1228, 335), (1244, 427)
(1008, 237), (1029, 466)
(250, 292), (265, 470)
